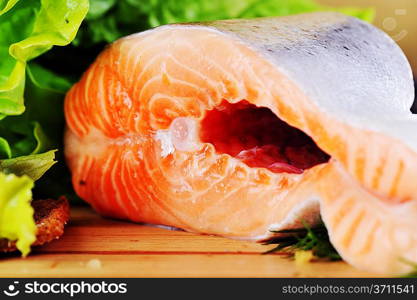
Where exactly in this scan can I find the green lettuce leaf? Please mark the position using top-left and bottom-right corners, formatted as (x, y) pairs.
(87, 0), (116, 20)
(0, 0), (88, 119)
(0, 137), (11, 158)
(73, 0), (374, 47)
(0, 0), (87, 255)
(27, 62), (72, 93)
(0, 0), (86, 160)
(0, 150), (56, 181)
(0, 172), (36, 256)
(235, 0), (375, 21)
(0, 0), (19, 15)
(0, 119), (48, 159)
(0, 63), (70, 160)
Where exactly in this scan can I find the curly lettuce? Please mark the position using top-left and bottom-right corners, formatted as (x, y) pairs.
(0, 0), (87, 255)
(0, 172), (35, 256)
(73, 0), (374, 46)
(0, 0), (88, 118)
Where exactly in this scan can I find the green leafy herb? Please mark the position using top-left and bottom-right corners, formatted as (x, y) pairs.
(402, 269), (417, 278)
(264, 221), (341, 261)
(400, 259), (417, 278)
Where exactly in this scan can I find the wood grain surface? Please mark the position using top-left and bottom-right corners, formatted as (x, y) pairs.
(0, 207), (381, 277)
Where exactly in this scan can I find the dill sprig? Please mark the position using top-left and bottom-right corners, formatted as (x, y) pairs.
(263, 221), (341, 261)
(264, 223), (417, 275)
(400, 259), (417, 278)
(402, 269), (417, 278)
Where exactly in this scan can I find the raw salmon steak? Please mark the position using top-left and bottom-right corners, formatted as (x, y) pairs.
(64, 12), (417, 274)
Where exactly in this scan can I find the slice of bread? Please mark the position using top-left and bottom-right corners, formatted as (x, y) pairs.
(0, 197), (70, 253)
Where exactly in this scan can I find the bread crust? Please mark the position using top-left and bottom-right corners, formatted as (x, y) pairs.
(0, 197), (70, 253)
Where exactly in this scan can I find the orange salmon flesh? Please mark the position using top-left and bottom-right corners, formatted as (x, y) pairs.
(64, 13), (417, 275)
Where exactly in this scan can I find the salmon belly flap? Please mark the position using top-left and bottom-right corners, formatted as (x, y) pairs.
(65, 12), (417, 274)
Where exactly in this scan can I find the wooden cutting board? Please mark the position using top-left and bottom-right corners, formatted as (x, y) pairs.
(0, 206), (380, 277)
